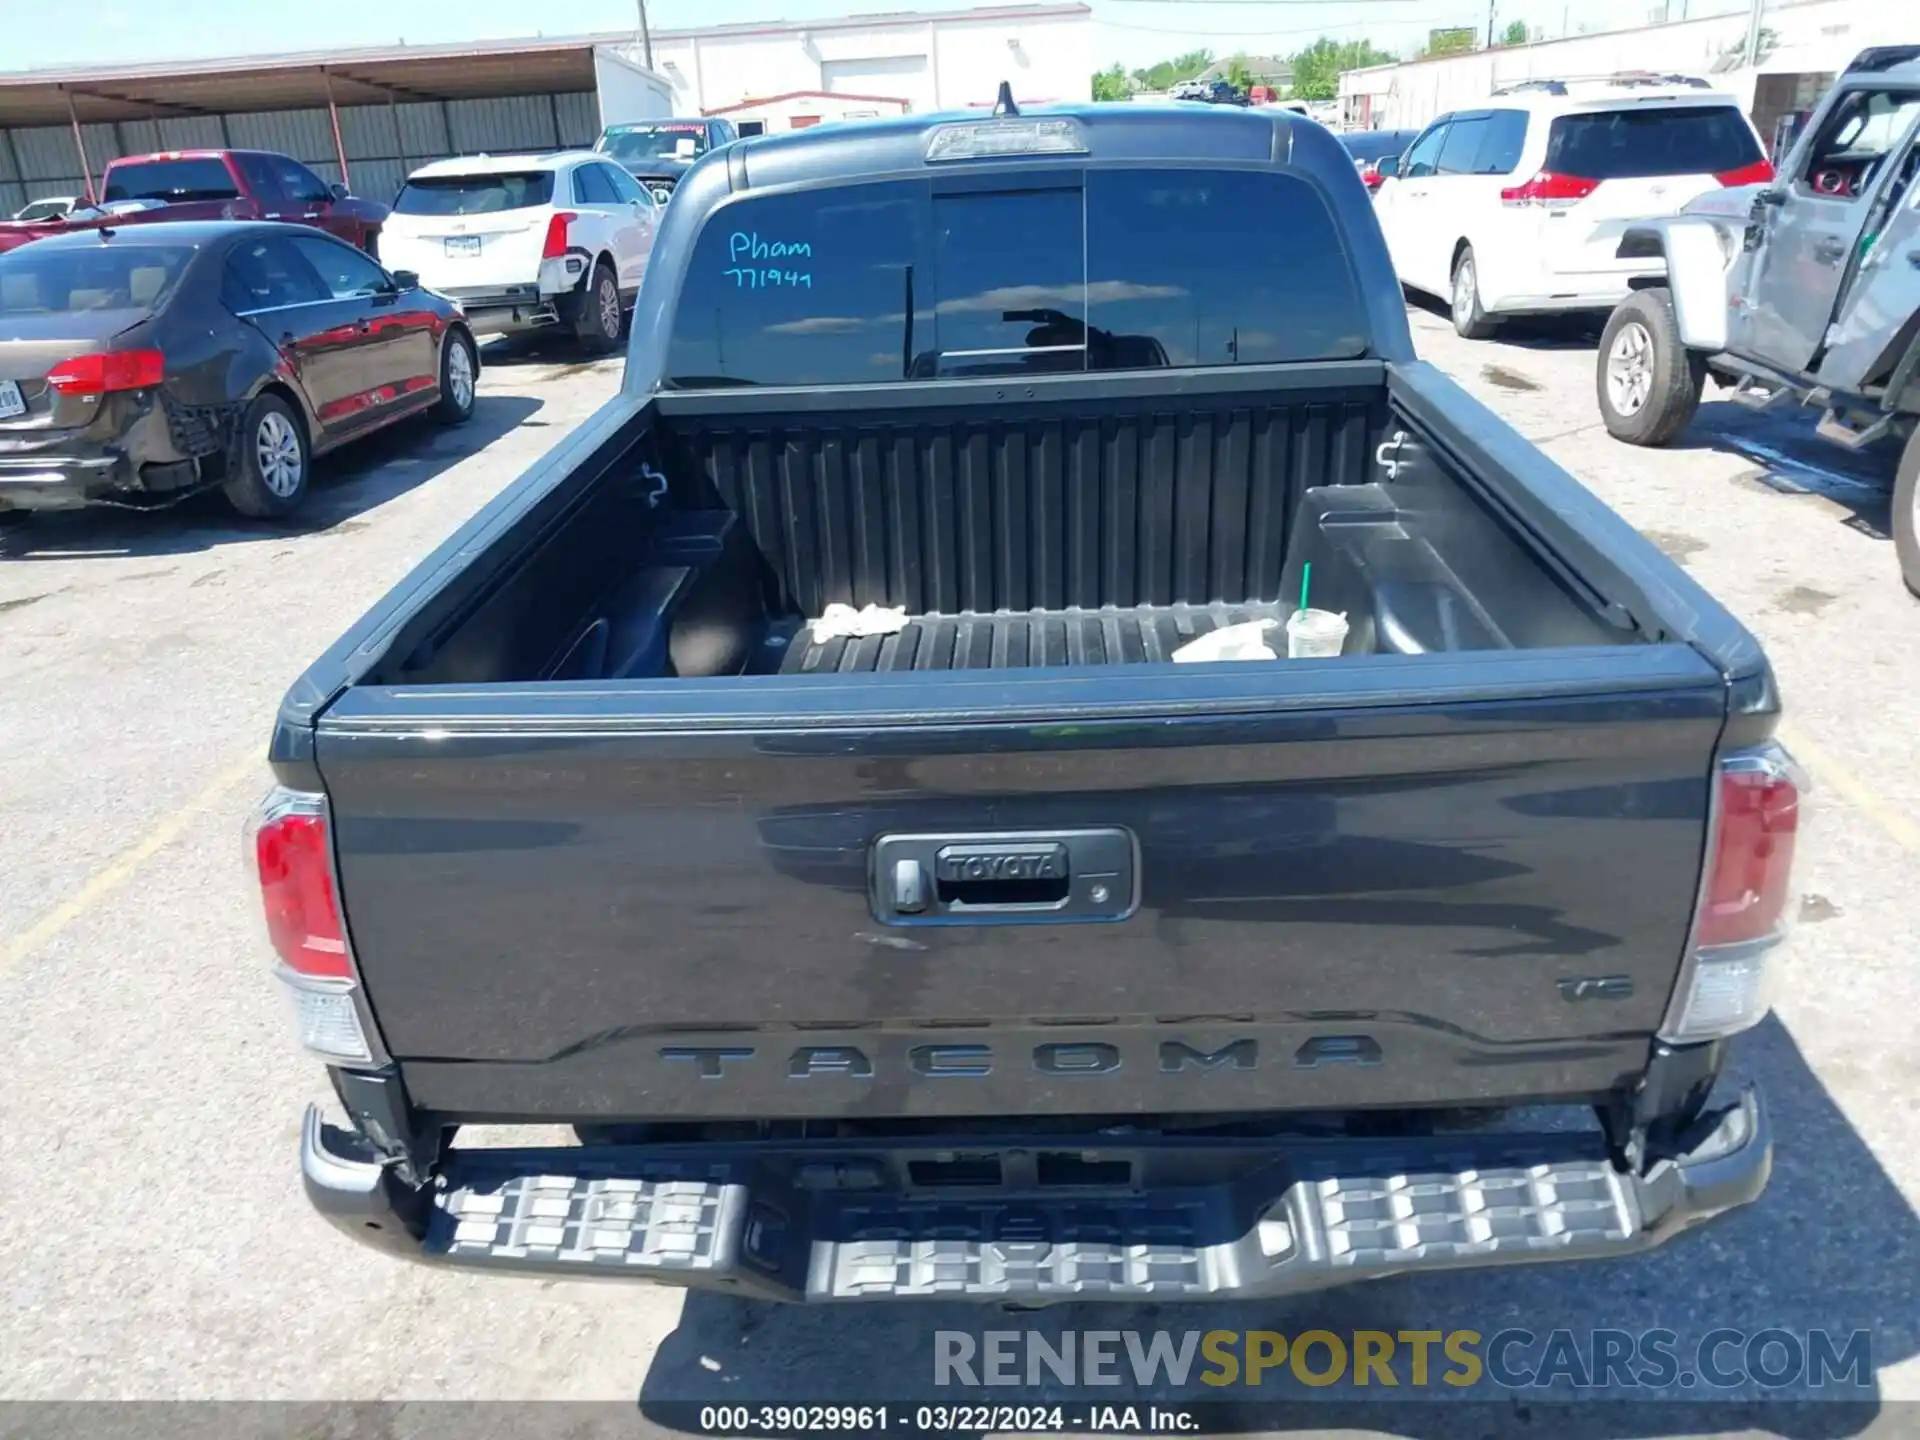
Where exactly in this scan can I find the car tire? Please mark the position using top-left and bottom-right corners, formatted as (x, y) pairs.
(222, 393), (311, 519)
(433, 328), (478, 425)
(1596, 287), (1705, 448)
(575, 260), (622, 354)
(1450, 247), (1497, 340)
(1895, 424), (1920, 600)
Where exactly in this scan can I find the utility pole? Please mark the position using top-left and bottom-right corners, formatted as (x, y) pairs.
(1743, 0), (1764, 66)
(1486, 0), (1496, 49)
(636, 0), (655, 69)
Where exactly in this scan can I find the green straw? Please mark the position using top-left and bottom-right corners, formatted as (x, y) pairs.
(1298, 563), (1312, 614)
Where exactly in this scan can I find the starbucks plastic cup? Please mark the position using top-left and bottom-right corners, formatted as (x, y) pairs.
(1286, 608), (1349, 659)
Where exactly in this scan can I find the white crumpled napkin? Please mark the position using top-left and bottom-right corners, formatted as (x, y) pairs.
(809, 602), (910, 641)
(1172, 619), (1280, 663)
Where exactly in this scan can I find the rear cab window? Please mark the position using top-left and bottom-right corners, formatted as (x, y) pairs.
(665, 167), (1370, 388)
(0, 243), (196, 313)
(393, 172), (556, 216)
(1545, 105), (1762, 179)
(930, 187), (1083, 374)
(103, 157), (240, 203)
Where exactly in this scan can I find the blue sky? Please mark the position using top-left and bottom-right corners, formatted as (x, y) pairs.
(4, 0), (1740, 75)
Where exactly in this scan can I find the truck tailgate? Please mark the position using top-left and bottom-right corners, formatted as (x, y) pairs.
(315, 645), (1728, 1122)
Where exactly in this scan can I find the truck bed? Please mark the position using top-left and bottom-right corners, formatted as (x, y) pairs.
(381, 364), (1626, 689)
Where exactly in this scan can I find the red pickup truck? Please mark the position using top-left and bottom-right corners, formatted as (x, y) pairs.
(0, 149), (388, 254)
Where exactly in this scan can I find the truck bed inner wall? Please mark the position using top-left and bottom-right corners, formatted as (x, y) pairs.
(385, 366), (1626, 686)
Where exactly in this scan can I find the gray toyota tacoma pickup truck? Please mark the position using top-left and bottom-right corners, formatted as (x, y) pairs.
(262, 100), (1799, 1303)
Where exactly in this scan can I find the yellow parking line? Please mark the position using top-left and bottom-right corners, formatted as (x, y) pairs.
(0, 756), (262, 977)
(1778, 722), (1920, 856)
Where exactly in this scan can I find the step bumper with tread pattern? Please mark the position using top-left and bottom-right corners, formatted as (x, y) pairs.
(300, 1089), (1768, 1301)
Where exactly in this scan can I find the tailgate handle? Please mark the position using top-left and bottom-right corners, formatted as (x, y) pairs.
(871, 829), (1135, 926)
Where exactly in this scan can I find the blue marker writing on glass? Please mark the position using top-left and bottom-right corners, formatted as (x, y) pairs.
(729, 232), (813, 262)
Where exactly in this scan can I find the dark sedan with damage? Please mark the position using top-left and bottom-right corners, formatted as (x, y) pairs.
(0, 221), (477, 519)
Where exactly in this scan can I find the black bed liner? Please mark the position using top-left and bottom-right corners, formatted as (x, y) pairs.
(773, 602), (1293, 675)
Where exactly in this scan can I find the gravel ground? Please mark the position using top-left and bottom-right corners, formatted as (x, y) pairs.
(0, 315), (1914, 1435)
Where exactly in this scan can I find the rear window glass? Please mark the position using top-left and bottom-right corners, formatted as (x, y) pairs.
(929, 188), (1084, 376)
(1085, 170), (1368, 368)
(1545, 105), (1761, 180)
(0, 244), (194, 313)
(393, 172), (555, 215)
(664, 168), (1368, 388)
(103, 158), (239, 203)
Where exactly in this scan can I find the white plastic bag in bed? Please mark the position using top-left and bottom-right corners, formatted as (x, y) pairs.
(809, 603), (909, 641)
(1172, 620), (1280, 663)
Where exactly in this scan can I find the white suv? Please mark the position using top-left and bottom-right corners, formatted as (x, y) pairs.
(379, 152), (661, 351)
(1373, 76), (1772, 338)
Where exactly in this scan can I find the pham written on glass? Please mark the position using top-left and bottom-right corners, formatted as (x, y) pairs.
(725, 231), (812, 289)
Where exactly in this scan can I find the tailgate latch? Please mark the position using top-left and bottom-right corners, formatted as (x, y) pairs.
(871, 829), (1135, 926)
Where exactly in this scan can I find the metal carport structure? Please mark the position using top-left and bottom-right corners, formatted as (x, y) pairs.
(0, 38), (614, 211)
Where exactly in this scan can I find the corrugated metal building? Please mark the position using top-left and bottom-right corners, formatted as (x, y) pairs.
(0, 39), (636, 213)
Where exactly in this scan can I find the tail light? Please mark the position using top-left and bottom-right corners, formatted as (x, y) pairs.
(1500, 171), (1600, 208)
(541, 211), (575, 259)
(1715, 158), (1776, 187)
(1661, 743), (1805, 1043)
(251, 787), (373, 1064)
(45, 348), (165, 397)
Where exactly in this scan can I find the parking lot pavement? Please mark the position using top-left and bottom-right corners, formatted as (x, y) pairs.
(1, 316), (1917, 1425)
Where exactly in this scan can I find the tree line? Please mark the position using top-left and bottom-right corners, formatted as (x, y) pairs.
(1091, 22), (1534, 103)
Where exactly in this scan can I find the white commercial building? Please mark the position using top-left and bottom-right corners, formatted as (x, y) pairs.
(611, 3), (1094, 135)
(1340, 0), (1907, 142)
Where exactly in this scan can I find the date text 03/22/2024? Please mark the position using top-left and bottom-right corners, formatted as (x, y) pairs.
(692, 1405), (1197, 1434)
(726, 230), (813, 289)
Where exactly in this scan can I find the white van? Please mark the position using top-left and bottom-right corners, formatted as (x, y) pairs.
(1373, 75), (1772, 338)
